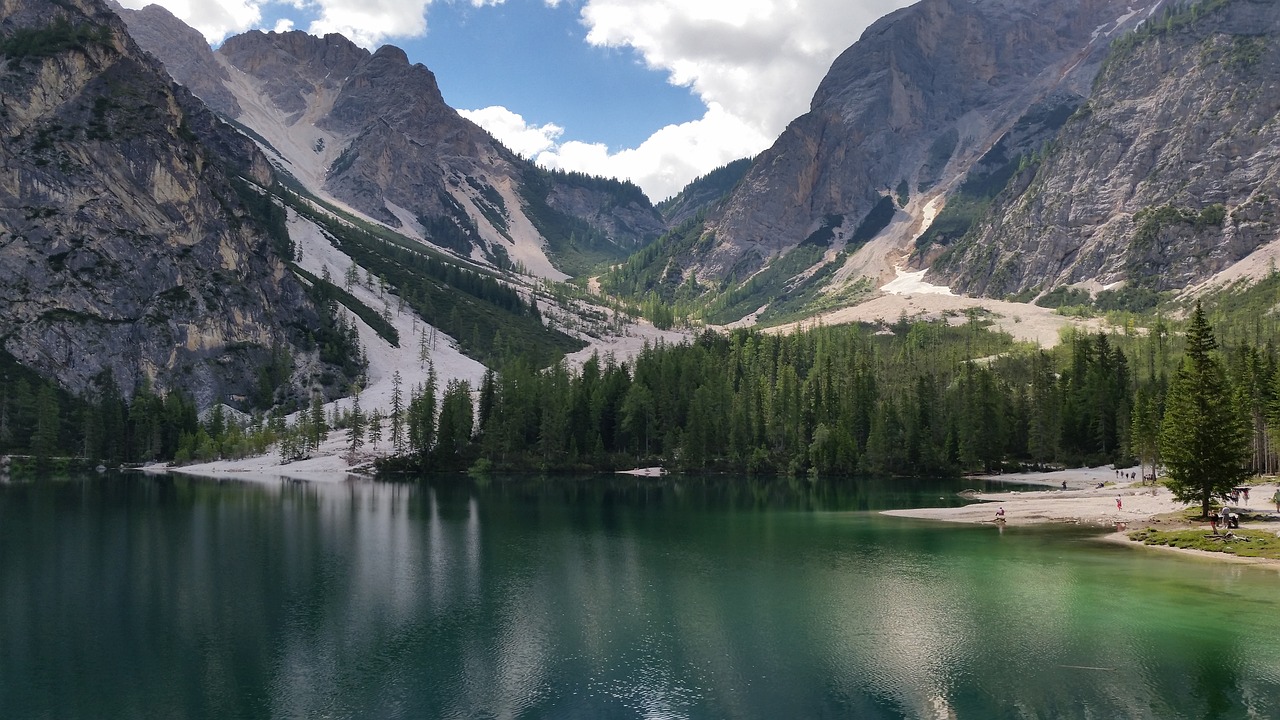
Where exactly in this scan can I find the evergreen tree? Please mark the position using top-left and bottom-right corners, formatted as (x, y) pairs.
(435, 379), (474, 462)
(314, 392), (329, 442)
(620, 382), (655, 457)
(368, 408), (383, 449)
(1130, 385), (1161, 483)
(31, 385), (59, 469)
(407, 365), (438, 459)
(390, 371), (404, 453)
(1158, 303), (1251, 517)
(348, 387), (365, 457)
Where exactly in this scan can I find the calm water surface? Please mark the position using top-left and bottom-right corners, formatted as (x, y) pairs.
(1, 473), (1279, 719)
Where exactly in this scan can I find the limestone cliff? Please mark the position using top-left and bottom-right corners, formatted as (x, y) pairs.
(930, 0), (1280, 299)
(0, 0), (326, 406)
(700, 0), (1161, 285)
(106, 1), (241, 117)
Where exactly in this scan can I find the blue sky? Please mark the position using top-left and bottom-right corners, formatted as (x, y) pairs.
(409, 2), (707, 151)
(119, 0), (914, 200)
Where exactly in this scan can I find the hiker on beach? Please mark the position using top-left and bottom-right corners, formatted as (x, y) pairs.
(995, 506), (1005, 522)
(1116, 496), (1122, 511)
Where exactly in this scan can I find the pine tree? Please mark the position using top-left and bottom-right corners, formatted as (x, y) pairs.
(310, 391), (328, 449)
(368, 408), (382, 449)
(436, 380), (473, 461)
(31, 385), (60, 469)
(1130, 385), (1161, 483)
(348, 386), (365, 457)
(407, 364), (438, 459)
(1158, 303), (1251, 517)
(390, 371), (404, 453)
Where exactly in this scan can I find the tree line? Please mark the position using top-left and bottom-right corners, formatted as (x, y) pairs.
(3, 298), (1266, 502)
(379, 310), (1263, 491)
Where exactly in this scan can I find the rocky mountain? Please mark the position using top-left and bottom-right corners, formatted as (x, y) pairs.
(929, 0), (1280, 303)
(105, 1), (242, 117)
(657, 158), (752, 227)
(708, 0), (1160, 281)
(609, 0), (1165, 323)
(117, 14), (665, 279)
(0, 0), (343, 407)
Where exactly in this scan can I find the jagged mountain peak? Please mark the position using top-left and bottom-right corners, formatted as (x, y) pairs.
(121, 10), (666, 280)
(218, 29), (368, 79)
(104, 1), (242, 115)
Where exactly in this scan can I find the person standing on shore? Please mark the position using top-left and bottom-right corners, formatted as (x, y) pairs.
(1116, 496), (1123, 511)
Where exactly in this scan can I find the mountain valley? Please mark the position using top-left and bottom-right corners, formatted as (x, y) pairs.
(3, 0), (1280, 476)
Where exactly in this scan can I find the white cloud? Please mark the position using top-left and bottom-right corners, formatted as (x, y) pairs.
(578, 0), (913, 139)
(467, 103), (768, 201)
(117, 0), (440, 47)
(305, 0), (433, 47)
(472, 0), (915, 199)
(116, 0), (265, 42)
(273, 18), (296, 32)
(459, 107), (564, 158)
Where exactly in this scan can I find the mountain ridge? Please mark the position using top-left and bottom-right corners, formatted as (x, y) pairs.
(118, 15), (670, 280)
(598, 0), (1167, 325)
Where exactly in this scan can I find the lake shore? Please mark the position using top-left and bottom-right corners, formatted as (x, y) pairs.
(882, 467), (1280, 566)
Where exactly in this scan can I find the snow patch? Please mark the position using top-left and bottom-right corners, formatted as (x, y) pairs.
(881, 267), (954, 296)
(290, 209), (487, 414)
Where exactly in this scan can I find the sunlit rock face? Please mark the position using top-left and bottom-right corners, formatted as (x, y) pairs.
(694, 0), (1160, 284)
(932, 0), (1280, 298)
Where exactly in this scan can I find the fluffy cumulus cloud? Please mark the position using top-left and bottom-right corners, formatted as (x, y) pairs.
(305, 0), (431, 47)
(466, 103), (768, 201)
(459, 107), (564, 158)
(548, 104), (770, 200)
(117, 0), (443, 46)
(116, 0), (266, 42)
(578, 0), (913, 138)
(466, 0), (914, 199)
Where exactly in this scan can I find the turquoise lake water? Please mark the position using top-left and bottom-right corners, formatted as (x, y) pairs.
(1, 473), (1278, 719)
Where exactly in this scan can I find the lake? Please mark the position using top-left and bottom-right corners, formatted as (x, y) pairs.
(1, 473), (1278, 719)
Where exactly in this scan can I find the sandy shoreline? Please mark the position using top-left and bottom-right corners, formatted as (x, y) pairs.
(883, 467), (1280, 566)
(882, 466), (1179, 527)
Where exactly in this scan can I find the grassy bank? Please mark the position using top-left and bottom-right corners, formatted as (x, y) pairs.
(1128, 527), (1280, 560)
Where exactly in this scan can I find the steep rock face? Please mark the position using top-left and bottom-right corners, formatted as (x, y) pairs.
(932, 0), (1280, 297)
(0, 0), (319, 405)
(700, 0), (1160, 283)
(217, 29), (364, 122)
(108, 1), (241, 117)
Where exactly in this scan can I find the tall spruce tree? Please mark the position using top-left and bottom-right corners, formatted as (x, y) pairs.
(1158, 303), (1250, 517)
